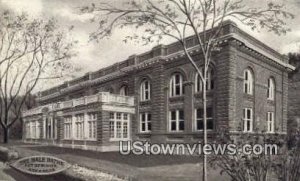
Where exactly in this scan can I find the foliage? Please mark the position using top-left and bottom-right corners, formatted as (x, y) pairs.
(0, 10), (76, 143)
(211, 130), (300, 181)
(80, 1), (294, 180)
(288, 53), (300, 78)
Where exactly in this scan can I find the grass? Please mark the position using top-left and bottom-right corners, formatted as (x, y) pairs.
(1, 141), (228, 180)
(27, 146), (203, 167)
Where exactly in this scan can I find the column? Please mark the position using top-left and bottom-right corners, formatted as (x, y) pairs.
(54, 119), (57, 140)
(84, 112), (89, 139)
(22, 118), (26, 140)
(50, 116), (53, 139)
(35, 120), (39, 139)
(72, 114), (76, 139)
(43, 116), (46, 139)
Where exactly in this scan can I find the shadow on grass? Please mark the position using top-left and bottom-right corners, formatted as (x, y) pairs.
(27, 146), (203, 167)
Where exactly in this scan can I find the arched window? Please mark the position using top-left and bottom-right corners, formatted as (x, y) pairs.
(243, 69), (254, 95)
(170, 73), (183, 97)
(120, 85), (129, 96)
(140, 79), (151, 101)
(267, 78), (275, 100)
(195, 68), (214, 92)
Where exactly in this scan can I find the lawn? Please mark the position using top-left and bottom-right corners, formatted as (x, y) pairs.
(1, 142), (229, 180)
(27, 146), (203, 167)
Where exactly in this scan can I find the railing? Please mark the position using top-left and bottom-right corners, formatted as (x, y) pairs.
(22, 105), (52, 117)
(63, 100), (73, 108)
(73, 97), (85, 107)
(86, 94), (99, 104)
(23, 92), (135, 117)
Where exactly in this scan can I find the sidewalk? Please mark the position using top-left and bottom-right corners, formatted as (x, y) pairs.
(0, 162), (14, 181)
(7, 144), (228, 181)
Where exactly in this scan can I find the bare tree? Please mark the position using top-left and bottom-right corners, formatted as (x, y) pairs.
(0, 11), (76, 144)
(80, 0), (293, 180)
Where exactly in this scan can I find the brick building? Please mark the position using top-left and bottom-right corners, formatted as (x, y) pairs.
(22, 21), (295, 151)
(288, 54), (300, 133)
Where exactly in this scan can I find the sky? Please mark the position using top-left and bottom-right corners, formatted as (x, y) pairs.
(0, 0), (300, 84)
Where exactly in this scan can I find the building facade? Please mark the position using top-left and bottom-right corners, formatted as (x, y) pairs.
(288, 54), (300, 134)
(22, 21), (295, 151)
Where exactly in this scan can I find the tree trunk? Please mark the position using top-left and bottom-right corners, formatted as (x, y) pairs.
(3, 127), (9, 144)
(203, 69), (208, 181)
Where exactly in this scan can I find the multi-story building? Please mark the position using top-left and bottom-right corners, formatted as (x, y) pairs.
(288, 54), (300, 134)
(22, 21), (295, 151)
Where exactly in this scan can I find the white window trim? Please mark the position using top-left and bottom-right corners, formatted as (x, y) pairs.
(140, 80), (151, 101)
(120, 86), (128, 96)
(243, 108), (253, 132)
(195, 68), (213, 93)
(169, 110), (184, 132)
(109, 112), (130, 141)
(87, 112), (97, 140)
(74, 114), (85, 140)
(244, 69), (253, 95)
(140, 113), (151, 133)
(267, 112), (275, 133)
(170, 74), (183, 97)
(267, 78), (275, 100)
(63, 116), (72, 140)
(194, 108), (214, 131)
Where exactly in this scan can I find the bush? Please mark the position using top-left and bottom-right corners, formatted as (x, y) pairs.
(0, 146), (19, 162)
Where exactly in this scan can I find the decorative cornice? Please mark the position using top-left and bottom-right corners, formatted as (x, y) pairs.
(37, 22), (295, 102)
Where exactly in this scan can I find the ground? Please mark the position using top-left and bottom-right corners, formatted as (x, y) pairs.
(0, 141), (229, 181)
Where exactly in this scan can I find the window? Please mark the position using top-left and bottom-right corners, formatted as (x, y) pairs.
(267, 112), (275, 133)
(32, 122), (36, 139)
(109, 112), (130, 140)
(243, 108), (253, 132)
(267, 78), (275, 100)
(88, 112), (97, 139)
(140, 113), (151, 132)
(75, 114), (84, 139)
(64, 116), (72, 139)
(109, 121), (115, 138)
(195, 68), (214, 92)
(170, 73), (183, 97)
(244, 69), (254, 95)
(120, 85), (129, 96)
(36, 121), (42, 139)
(195, 108), (214, 131)
(25, 122), (30, 139)
(140, 80), (151, 101)
(169, 110), (184, 131)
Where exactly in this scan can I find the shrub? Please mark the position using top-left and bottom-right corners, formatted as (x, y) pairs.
(0, 146), (19, 162)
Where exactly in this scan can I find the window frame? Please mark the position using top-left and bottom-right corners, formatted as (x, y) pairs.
(140, 112), (151, 133)
(87, 112), (97, 140)
(267, 112), (275, 133)
(74, 114), (84, 140)
(195, 108), (214, 131)
(195, 68), (214, 93)
(243, 108), (253, 132)
(63, 116), (72, 140)
(109, 112), (130, 141)
(140, 79), (151, 101)
(169, 110), (184, 132)
(170, 73), (183, 97)
(120, 85), (129, 96)
(267, 78), (275, 100)
(243, 69), (254, 95)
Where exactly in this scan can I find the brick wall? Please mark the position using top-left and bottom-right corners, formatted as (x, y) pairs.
(28, 22), (291, 145)
(288, 65), (300, 133)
